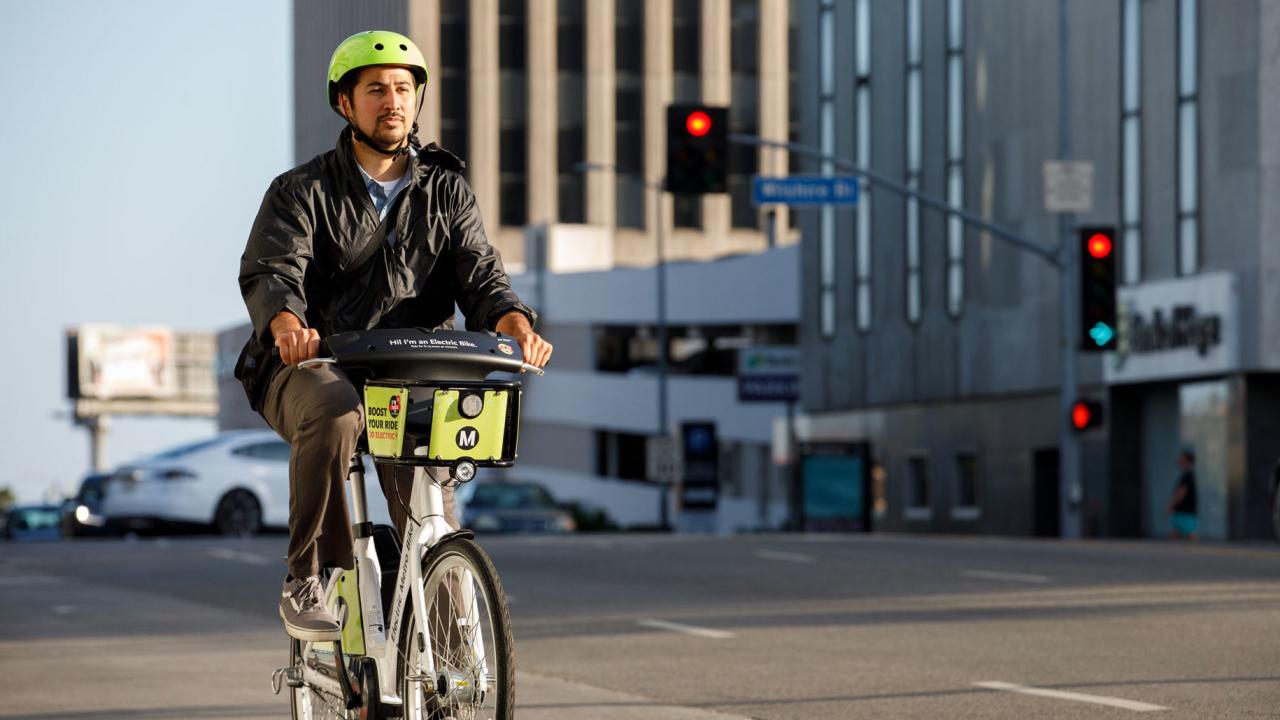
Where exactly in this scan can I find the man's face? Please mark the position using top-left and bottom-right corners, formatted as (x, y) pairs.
(340, 66), (417, 148)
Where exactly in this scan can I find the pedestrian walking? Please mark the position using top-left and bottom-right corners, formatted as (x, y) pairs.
(1165, 448), (1198, 541)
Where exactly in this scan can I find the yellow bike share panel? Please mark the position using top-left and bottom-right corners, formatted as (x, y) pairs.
(429, 389), (510, 462)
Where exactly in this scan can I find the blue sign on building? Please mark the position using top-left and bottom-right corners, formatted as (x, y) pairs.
(752, 175), (860, 207)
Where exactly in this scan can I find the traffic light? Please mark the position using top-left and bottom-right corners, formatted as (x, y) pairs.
(1070, 399), (1104, 432)
(1079, 226), (1118, 351)
(666, 104), (728, 194)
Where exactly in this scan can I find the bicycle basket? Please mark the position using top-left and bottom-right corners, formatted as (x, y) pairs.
(362, 380), (522, 467)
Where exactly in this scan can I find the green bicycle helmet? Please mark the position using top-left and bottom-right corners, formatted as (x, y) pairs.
(327, 30), (429, 118)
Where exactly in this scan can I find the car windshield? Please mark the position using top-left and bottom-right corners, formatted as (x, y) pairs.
(469, 484), (555, 510)
(78, 475), (108, 504)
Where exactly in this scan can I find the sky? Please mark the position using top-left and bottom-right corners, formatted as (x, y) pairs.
(0, 0), (293, 502)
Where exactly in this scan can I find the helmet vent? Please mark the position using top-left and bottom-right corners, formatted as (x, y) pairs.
(374, 43), (384, 50)
(399, 44), (408, 50)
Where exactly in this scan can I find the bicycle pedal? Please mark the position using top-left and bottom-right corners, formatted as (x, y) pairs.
(271, 666), (304, 694)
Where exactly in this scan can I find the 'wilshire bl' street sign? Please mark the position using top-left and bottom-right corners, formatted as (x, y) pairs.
(752, 175), (860, 207)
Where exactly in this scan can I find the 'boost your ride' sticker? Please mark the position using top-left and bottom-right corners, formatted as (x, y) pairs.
(364, 386), (408, 457)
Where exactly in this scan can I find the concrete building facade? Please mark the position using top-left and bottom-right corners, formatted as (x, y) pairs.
(790, 0), (1280, 540)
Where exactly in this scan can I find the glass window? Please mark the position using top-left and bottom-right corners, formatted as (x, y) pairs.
(440, 0), (470, 168)
(615, 1), (645, 229)
(945, 0), (964, 317)
(673, 0), (701, 228)
(954, 452), (977, 508)
(557, 0), (585, 223)
(854, 0), (872, 332)
(499, 0), (527, 228)
(1176, 0), (1199, 275)
(907, 456), (930, 510)
(905, 0), (923, 324)
(730, 0), (760, 228)
(1121, 0), (1142, 285)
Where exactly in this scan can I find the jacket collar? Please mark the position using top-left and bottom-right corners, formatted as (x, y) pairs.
(336, 128), (466, 192)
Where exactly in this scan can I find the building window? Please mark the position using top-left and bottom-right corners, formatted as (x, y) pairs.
(595, 430), (649, 481)
(945, 0), (965, 317)
(854, 0), (872, 332)
(439, 0), (469, 171)
(1177, 0), (1199, 275)
(672, 0), (702, 229)
(952, 452), (979, 519)
(729, 0), (760, 229)
(499, 0), (527, 227)
(818, 0), (836, 339)
(615, 0), (646, 229)
(904, 0), (922, 323)
(905, 455), (931, 519)
(1121, 0), (1141, 285)
(557, 0), (586, 223)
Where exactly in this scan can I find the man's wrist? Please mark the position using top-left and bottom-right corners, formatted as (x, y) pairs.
(495, 310), (532, 335)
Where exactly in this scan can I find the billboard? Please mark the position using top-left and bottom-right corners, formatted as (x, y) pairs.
(68, 326), (176, 400)
(66, 325), (217, 417)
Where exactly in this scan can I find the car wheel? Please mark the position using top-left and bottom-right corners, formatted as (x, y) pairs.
(215, 490), (262, 537)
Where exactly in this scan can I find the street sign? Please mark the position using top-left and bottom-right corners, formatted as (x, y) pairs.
(1043, 160), (1094, 213)
(752, 175), (860, 207)
(738, 346), (800, 402)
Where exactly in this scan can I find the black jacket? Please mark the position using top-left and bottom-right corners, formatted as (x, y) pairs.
(235, 131), (536, 411)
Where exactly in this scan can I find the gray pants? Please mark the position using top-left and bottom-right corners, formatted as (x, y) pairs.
(261, 363), (457, 579)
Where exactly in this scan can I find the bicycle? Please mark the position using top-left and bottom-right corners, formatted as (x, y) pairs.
(270, 327), (543, 720)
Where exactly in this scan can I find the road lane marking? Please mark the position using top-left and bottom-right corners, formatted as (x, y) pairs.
(975, 681), (1169, 712)
(962, 569), (1051, 584)
(637, 619), (734, 639)
(207, 548), (272, 566)
(754, 550), (815, 564)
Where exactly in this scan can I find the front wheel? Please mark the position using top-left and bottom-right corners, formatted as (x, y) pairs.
(399, 538), (514, 720)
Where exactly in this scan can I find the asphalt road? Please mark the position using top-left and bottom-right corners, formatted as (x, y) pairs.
(1, 531), (1278, 719)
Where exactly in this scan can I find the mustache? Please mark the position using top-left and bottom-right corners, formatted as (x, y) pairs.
(378, 112), (406, 122)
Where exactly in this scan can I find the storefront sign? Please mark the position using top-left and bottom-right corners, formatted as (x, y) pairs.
(1105, 273), (1239, 385)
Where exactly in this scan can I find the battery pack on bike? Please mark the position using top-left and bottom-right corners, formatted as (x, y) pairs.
(321, 328), (534, 482)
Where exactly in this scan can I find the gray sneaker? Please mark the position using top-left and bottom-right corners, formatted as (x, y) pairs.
(279, 575), (341, 641)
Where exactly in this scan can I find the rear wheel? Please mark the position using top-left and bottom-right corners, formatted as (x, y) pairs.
(399, 538), (514, 720)
(215, 489), (262, 537)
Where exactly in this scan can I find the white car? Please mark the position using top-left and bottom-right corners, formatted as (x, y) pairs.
(100, 430), (394, 536)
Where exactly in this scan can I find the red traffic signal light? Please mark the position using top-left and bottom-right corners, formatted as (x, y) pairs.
(686, 110), (712, 137)
(1087, 232), (1113, 259)
(1070, 400), (1104, 432)
(666, 104), (728, 195)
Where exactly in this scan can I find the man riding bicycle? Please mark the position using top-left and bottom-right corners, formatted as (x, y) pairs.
(235, 30), (552, 642)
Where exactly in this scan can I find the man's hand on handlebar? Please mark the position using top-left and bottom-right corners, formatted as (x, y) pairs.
(271, 311), (321, 366)
(495, 311), (553, 371)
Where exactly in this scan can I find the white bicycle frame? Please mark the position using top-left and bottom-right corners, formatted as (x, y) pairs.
(298, 446), (488, 712)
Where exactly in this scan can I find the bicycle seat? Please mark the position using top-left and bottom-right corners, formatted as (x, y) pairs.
(324, 328), (526, 383)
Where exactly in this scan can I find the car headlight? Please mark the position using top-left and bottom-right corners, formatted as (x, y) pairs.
(75, 505), (90, 523)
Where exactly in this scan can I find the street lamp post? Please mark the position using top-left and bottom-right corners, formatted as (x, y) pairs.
(575, 162), (671, 529)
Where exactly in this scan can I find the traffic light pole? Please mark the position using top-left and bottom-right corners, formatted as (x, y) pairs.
(730, 133), (1084, 538)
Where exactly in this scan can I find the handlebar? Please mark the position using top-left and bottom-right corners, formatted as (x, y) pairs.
(297, 355), (544, 376)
